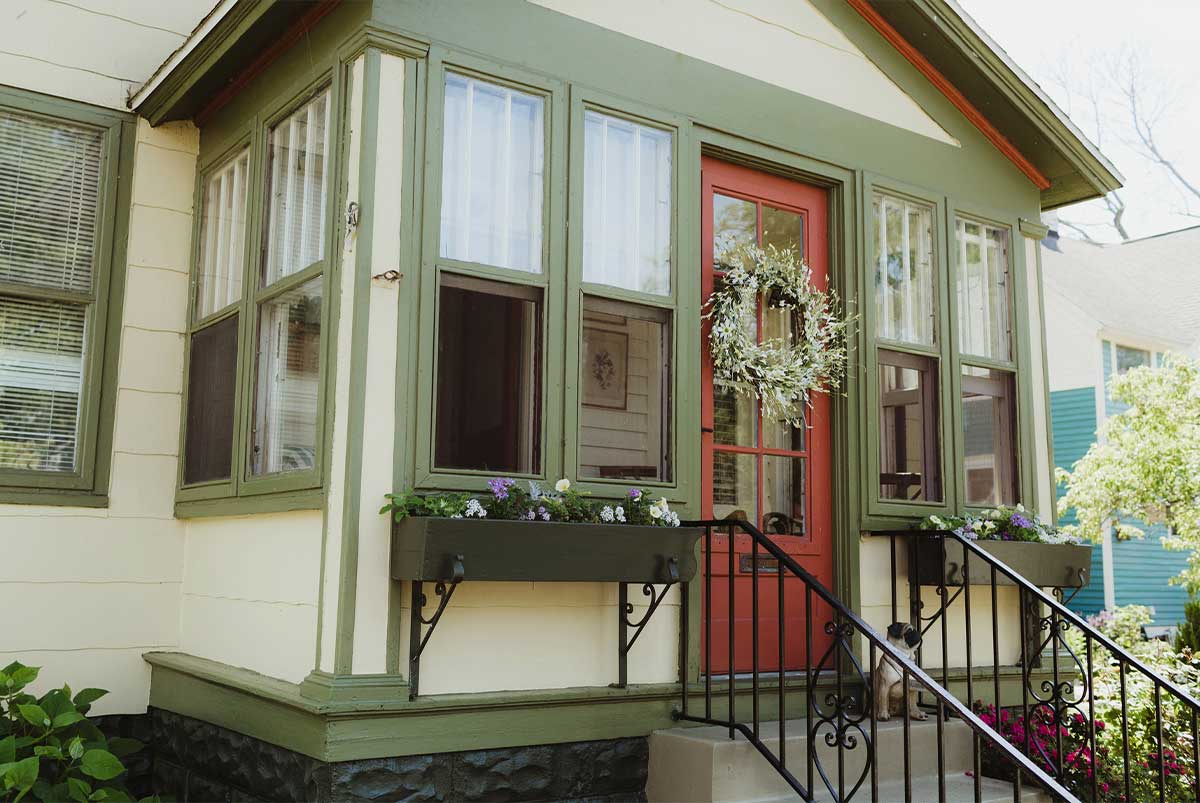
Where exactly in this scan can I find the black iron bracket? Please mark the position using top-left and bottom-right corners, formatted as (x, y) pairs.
(407, 553), (464, 700)
(614, 557), (680, 688)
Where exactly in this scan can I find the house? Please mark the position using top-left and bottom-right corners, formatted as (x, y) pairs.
(1, 0), (1128, 800)
(1044, 224), (1200, 628)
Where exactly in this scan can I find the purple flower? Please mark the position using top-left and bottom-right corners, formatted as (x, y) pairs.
(629, 488), (642, 500)
(1011, 513), (1033, 530)
(488, 477), (515, 500)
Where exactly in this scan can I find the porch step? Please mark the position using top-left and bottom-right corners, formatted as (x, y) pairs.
(646, 718), (1049, 802)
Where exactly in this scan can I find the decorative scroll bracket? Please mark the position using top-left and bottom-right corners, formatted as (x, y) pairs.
(407, 553), (465, 700)
(613, 557), (680, 688)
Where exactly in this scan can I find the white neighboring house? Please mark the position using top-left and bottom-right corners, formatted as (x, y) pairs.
(1043, 223), (1200, 627)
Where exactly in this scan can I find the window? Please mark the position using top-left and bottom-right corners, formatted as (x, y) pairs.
(955, 219), (1010, 360)
(872, 191), (941, 504)
(180, 84), (332, 500)
(1115, 344), (1151, 375)
(878, 350), (941, 502)
(0, 104), (111, 487)
(434, 275), (542, 473)
(582, 110), (672, 295)
(961, 367), (1017, 506)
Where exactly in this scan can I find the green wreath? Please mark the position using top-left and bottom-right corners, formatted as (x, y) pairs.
(704, 240), (849, 426)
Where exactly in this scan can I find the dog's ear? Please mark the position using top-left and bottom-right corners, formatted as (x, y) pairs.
(887, 622), (906, 639)
(904, 628), (921, 648)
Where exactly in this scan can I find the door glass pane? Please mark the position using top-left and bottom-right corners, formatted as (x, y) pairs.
(713, 193), (755, 266)
(873, 193), (935, 346)
(962, 366), (1017, 506)
(762, 205), (803, 257)
(435, 275), (542, 473)
(582, 110), (672, 295)
(762, 300), (804, 450)
(251, 277), (322, 475)
(713, 451), (756, 522)
(955, 218), (1010, 360)
(878, 349), (941, 502)
(263, 90), (330, 285)
(762, 455), (805, 536)
(579, 297), (673, 482)
(196, 148), (250, 319)
(0, 109), (102, 294)
(714, 381), (755, 447)
(441, 74), (544, 273)
(184, 315), (238, 484)
(0, 297), (84, 472)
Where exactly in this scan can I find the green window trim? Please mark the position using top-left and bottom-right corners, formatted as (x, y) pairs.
(0, 86), (133, 507)
(175, 67), (345, 514)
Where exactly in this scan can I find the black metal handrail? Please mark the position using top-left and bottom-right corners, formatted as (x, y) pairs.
(898, 529), (1200, 803)
(679, 520), (1075, 802)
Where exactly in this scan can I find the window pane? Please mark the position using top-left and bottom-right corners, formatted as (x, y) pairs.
(962, 366), (1017, 506)
(713, 451), (756, 522)
(251, 277), (322, 475)
(263, 90), (330, 286)
(763, 455), (805, 536)
(184, 316), (238, 484)
(878, 349), (941, 502)
(713, 382), (755, 447)
(440, 74), (545, 273)
(0, 297), (84, 472)
(713, 193), (755, 265)
(583, 110), (672, 295)
(196, 148), (250, 319)
(873, 193), (935, 346)
(435, 275), (542, 473)
(762, 205), (803, 257)
(1116, 344), (1151, 375)
(0, 110), (102, 294)
(579, 297), (672, 482)
(955, 218), (1010, 360)
(762, 300), (805, 451)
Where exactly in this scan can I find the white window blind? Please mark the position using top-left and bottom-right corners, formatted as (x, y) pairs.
(583, 111), (672, 296)
(195, 148), (250, 320)
(264, 89), (331, 286)
(956, 218), (1010, 360)
(874, 193), (935, 346)
(0, 298), (85, 472)
(0, 110), (102, 294)
(0, 109), (103, 475)
(440, 73), (545, 273)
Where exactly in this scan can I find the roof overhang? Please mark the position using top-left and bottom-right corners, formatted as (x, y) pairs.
(862, 0), (1123, 210)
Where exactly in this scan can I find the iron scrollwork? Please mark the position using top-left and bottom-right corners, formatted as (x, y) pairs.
(407, 554), (465, 700)
(614, 557), (679, 688)
(808, 617), (874, 802)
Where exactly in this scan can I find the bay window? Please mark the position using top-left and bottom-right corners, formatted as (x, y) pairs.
(180, 82), (333, 504)
(0, 95), (125, 500)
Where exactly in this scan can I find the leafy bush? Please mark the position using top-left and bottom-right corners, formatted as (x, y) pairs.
(0, 662), (153, 802)
(382, 477), (681, 527)
(1176, 595), (1200, 653)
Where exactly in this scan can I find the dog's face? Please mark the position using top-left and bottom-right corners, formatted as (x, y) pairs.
(886, 622), (921, 657)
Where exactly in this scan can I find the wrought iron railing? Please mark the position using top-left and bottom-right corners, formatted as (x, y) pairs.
(679, 520), (1074, 802)
(890, 530), (1200, 803)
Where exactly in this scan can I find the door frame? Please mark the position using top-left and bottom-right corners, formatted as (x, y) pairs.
(683, 128), (859, 687)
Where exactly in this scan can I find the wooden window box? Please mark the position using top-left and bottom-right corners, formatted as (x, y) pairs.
(914, 538), (1092, 589)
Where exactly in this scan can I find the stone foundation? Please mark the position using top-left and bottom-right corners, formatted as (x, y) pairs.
(140, 709), (648, 802)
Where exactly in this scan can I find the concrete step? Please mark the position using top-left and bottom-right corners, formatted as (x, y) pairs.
(646, 718), (1050, 803)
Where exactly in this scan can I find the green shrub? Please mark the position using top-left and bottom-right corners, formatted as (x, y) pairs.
(0, 661), (155, 802)
(1176, 595), (1200, 653)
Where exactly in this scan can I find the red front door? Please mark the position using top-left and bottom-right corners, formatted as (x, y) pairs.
(700, 157), (835, 673)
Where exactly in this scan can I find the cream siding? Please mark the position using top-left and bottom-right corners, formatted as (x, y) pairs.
(528, 0), (958, 146)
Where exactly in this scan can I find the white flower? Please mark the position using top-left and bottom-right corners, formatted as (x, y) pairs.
(541, 511), (551, 521)
(464, 499), (487, 518)
(600, 506), (615, 523)
(451, 514), (463, 519)
(650, 506), (663, 519)
(555, 478), (571, 493)
(666, 511), (680, 527)
(615, 506), (626, 523)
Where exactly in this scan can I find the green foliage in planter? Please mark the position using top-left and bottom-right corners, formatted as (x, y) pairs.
(918, 505), (1079, 544)
(0, 662), (155, 803)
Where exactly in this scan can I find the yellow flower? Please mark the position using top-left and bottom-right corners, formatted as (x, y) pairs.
(555, 478), (571, 493)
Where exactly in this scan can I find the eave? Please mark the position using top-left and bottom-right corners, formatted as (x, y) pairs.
(862, 0), (1123, 210)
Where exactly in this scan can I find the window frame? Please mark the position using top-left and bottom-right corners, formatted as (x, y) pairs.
(946, 202), (1033, 513)
(565, 88), (688, 499)
(862, 174), (955, 521)
(0, 87), (130, 505)
(412, 48), (566, 490)
(176, 69), (342, 511)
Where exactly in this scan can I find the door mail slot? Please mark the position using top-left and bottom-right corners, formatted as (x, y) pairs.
(739, 554), (780, 573)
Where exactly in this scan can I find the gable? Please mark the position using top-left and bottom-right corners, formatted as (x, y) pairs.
(527, 0), (958, 146)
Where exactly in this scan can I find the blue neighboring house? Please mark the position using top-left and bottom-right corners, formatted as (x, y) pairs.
(1044, 221), (1200, 626)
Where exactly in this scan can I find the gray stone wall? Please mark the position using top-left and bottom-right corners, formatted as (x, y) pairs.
(140, 708), (648, 802)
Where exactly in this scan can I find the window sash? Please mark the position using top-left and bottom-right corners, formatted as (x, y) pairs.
(955, 217), (1011, 361)
(873, 192), (936, 347)
(195, 147), (250, 322)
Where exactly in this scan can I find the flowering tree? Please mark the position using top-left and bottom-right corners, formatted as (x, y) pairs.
(1058, 358), (1200, 590)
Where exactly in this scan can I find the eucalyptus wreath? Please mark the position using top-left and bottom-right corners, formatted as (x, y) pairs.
(704, 240), (849, 426)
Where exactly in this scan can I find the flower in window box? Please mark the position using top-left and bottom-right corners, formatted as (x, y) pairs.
(555, 478), (571, 493)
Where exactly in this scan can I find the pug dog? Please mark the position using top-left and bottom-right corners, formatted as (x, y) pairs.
(874, 622), (926, 721)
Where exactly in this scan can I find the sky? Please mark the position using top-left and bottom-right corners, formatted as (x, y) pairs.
(957, 0), (1200, 242)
